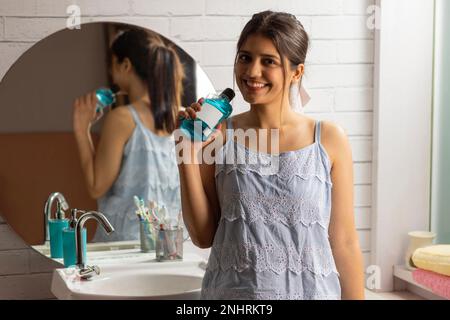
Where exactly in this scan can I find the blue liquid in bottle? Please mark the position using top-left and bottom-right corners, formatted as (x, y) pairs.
(95, 88), (116, 112)
(180, 88), (235, 141)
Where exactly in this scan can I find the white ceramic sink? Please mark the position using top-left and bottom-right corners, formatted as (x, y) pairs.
(78, 273), (203, 299)
(51, 257), (207, 300)
(33, 240), (141, 256)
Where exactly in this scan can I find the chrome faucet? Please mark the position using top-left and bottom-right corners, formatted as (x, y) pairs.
(75, 211), (114, 279)
(44, 192), (69, 245)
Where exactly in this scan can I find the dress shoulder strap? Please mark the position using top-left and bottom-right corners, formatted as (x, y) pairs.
(225, 117), (234, 141)
(314, 120), (322, 144)
(127, 105), (143, 126)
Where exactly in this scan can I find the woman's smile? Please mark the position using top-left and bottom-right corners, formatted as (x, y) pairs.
(242, 78), (271, 94)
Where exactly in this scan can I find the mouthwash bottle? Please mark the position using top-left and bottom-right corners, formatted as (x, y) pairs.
(180, 88), (235, 141)
(95, 88), (116, 112)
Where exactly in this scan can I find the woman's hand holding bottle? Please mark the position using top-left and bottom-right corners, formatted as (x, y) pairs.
(176, 98), (222, 163)
(73, 91), (104, 135)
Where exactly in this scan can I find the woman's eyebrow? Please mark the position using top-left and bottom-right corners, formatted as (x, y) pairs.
(238, 50), (280, 60)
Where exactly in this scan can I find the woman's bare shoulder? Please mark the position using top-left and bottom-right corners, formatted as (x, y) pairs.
(319, 120), (351, 166)
(101, 105), (135, 136)
(109, 104), (133, 118)
(320, 120), (347, 138)
(218, 111), (250, 141)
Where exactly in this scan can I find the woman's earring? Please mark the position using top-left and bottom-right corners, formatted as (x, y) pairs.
(289, 83), (304, 114)
(299, 82), (311, 108)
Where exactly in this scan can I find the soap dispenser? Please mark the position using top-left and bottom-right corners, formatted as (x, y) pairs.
(62, 209), (87, 267)
(48, 202), (69, 259)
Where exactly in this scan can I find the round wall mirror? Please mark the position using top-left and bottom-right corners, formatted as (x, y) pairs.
(0, 22), (215, 262)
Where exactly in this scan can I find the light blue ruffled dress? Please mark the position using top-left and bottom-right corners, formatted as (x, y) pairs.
(201, 117), (341, 300)
(93, 105), (181, 242)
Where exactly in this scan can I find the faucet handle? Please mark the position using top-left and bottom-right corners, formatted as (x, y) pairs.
(78, 265), (100, 280)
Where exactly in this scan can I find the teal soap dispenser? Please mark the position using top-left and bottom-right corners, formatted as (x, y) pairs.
(62, 209), (87, 268)
(48, 202), (69, 259)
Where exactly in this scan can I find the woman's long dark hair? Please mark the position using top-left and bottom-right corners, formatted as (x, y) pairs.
(111, 27), (184, 133)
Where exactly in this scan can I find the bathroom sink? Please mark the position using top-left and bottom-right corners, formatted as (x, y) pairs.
(33, 240), (141, 256)
(74, 273), (203, 299)
(51, 258), (206, 300)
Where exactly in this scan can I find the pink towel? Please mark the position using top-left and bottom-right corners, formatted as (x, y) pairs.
(412, 269), (450, 299)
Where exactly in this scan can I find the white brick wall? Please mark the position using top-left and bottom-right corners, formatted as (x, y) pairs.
(0, 17), (4, 39)
(132, 0), (205, 16)
(4, 17), (67, 41)
(0, 0), (375, 298)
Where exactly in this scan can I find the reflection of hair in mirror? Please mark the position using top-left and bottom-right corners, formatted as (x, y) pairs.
(174, 47), (196, 107)
(111, 27), (184, 133)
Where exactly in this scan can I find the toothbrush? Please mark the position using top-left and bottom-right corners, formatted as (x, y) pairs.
(135, 195), (154, 223)
(134, 196), (143, 214)
(134, 196), (145, 222)
(177, 210), (183, 229)
(158, 224), (166, 260)
(138, 197), (148, 216)
(159, 205), (168, 228)
(145, 207), (154, 223)
(139, 198), (146, 211)
(148, 200), (161, 224)
(135, 210), (144, 221)
(138, 198), (150, 221)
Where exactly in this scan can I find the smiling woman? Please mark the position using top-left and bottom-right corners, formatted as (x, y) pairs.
(235, 34), (304, 110)
(177, 11), (365, 300)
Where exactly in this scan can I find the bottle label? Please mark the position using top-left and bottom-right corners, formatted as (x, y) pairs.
(195, 102), (223, 130)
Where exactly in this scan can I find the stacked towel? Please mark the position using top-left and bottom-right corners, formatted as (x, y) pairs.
(412, 269), (450, 299)
(411, 245), (450, 299)
(412, 245), (450, 276)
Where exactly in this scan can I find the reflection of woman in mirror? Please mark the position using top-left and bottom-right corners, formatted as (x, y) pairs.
(72, 28), (184, 242)
(177, 11), (365, 299)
